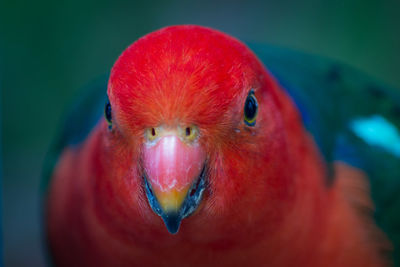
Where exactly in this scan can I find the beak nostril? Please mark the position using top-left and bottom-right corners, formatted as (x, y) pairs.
(145, 127), (159, 142)
(182, 125), (199, 142)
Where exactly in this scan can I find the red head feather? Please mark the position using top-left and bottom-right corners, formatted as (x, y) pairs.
(107, 25), (299, 233)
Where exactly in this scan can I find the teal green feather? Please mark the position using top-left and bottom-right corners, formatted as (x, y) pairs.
(41, 75), (108, 266)
(249, 43), (400, 265)
(41, 75), (108, 195)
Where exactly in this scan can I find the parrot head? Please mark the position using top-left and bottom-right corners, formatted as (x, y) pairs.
(105, 25), (295, 235)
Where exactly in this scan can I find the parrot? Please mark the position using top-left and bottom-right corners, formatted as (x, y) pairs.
(42, 25), (400, 267)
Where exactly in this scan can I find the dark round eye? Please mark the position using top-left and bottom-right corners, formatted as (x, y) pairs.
(104, 99), (112, 129)
(244, 91), (258, 126)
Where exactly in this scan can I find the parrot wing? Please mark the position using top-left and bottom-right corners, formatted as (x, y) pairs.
(249, 43), (400, 265)
(41, 74), (109, 195)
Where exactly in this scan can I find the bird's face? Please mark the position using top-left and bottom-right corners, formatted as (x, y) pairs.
(105, 26), (291, 234)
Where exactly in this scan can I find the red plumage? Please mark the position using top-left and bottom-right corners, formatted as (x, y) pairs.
(46, 25), (388, 266)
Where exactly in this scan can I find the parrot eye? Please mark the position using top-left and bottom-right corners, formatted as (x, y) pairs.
(244, 90), (258, 126)
(104, 99), (112, 129)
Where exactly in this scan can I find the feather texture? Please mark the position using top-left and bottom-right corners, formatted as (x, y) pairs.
(44, 25), (399, 266)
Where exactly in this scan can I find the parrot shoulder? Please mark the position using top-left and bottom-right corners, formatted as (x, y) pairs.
(249, 42), (400, 265)
(41, 74), (109, 195)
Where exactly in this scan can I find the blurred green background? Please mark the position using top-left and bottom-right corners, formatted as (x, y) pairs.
(1, 0), (399, 266)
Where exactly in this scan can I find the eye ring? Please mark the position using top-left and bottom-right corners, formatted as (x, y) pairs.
(104, 98), (112, 130)
(244, 90), (258, 126)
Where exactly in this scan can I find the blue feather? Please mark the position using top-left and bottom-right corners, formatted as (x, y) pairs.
(350, 115), (400, 158)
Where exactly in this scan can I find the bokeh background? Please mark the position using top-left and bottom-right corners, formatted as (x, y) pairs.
(1, 0), (399, 266)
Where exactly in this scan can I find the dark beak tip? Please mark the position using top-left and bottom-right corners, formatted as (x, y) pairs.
(162, 212), (182, 234)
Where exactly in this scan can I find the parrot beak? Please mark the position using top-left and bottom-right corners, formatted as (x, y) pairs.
(142, 132), (206, 234)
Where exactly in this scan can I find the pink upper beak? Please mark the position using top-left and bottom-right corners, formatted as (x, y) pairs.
(142, 128), (206, 233)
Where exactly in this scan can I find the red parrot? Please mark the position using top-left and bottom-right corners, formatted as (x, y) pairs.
(43, 25), (400, 266)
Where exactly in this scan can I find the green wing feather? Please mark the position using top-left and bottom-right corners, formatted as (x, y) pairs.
(250, 43), (400, 265)
(41, 75), (108, 195)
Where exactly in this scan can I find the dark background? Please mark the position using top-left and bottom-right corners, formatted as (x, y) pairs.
(1, 0), (399, 266)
